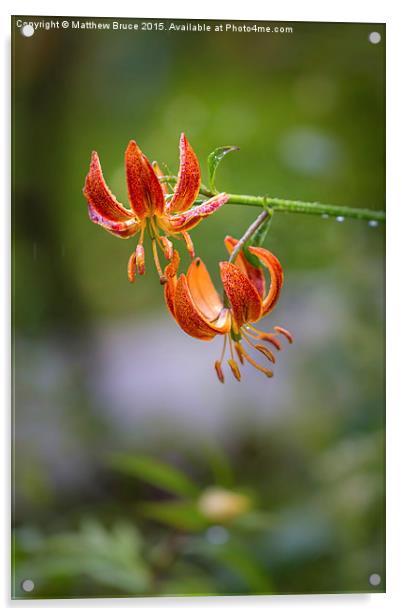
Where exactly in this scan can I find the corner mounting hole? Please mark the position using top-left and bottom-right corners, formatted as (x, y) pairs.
(369, 573), (381, 586)
(369, 32), (381, 44)
(21, 24), (34, 37)
(21, 579), (35, 592)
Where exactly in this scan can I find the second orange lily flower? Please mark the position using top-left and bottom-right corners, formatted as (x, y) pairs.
(83, 133), (228, 283)
(164, 237), (293, 382)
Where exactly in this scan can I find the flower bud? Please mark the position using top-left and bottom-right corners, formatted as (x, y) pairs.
(198, 487), (251, 523)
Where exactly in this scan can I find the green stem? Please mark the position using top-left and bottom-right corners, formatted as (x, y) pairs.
(159, 176), (385, 222)
(228, 209), (271, 264)
(226, 194), (385, 222)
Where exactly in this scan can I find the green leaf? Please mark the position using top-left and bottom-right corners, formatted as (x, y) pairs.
(138, 500), (208, 531)
(203, 443), (235, 488)
(108, 453), (200, 498)
(208, 145), (239, 193)
(213, 542), (274, 593)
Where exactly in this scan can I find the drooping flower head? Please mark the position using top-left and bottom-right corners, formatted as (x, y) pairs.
(164, 237), (293, 382)
(83, 133), (228, 283)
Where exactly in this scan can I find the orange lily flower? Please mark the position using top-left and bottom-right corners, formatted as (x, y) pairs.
(83, 133), (228, 283)
(164, 237), (293, 382)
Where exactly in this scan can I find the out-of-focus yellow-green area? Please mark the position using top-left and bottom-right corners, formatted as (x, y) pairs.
(12, 17), (385, 598)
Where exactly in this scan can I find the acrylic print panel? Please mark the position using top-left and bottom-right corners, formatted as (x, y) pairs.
(12, 15), (385, 599)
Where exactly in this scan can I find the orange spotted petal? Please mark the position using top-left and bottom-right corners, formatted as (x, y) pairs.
(166, 193), (229, 232)
(152, 161), (169, 196)
(166, 133), (201, 214)
(247, 246), (284, 316)
(174, 273), (231, 341)
(187, 258), (225, 322)
(163, 250), (180, 320)
(83, 152), (141, 238)
(125, 140), (165, 218)
(219, 262), (262, 328)
(224, 235), (266, 299)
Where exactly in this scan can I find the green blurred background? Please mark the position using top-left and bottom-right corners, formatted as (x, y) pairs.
(12, 17), (385, 598)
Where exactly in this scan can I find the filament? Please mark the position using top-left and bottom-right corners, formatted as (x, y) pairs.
(242, 331), (276, 363)
(228, 335), (241, 381)
(219, 334), (228, 363)
(151, 239), (167, 284)
(244, 326), (282, 351)
(236, 343), (273, 378)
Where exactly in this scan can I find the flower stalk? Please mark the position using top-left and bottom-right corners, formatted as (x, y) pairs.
(228, 208), (272, 265)
(159, 176), (385, 223)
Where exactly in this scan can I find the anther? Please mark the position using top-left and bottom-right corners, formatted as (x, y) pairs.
(234, 342), (245, 364)
(255, 344), (276, 363)
(160, 236), (173, 260)
(248, 329), (282, 351)
(127, 252), (136, 283)
(228, 359), (241, 381)
(239, 345), (274, 378)
(214, 360), (225, 383)
(274, 326), (294, 344)
(135, 244), (145, 275)
(182, 231), (195, 258)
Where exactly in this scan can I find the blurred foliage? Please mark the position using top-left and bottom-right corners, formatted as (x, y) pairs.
(12, 16), (385, 599)
(14, 438), (384, 597)
(14, 519), (151, 597)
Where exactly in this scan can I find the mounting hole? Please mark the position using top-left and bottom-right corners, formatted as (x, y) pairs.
(21, 24), (35, 37)
(368, 32), (381, 44)
(369, 573), (381, 587)
(21, 579), (35, 592)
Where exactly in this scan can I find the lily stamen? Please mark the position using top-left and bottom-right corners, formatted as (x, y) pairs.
(127, 252), (136, 283)
(242, 331), (276, 364)
(228, 335), (241, 381)
(83, 133), (229, 282)
(235, 343), (273, 378)
(214, 335), (228, 384)
(274, 326), (294, 344)
(160, 236), (173, 260)
(151, 239), (167, 285)
(181, 231), (195, 258)
(245, 325), (283, 351)
(164, 235), (292, 381)
(135, 243), (145, 275)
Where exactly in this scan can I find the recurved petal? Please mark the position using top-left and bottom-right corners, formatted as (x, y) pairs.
(164, 272), (177, 320)
(219, 262), (262, 328)
(125, 140), (165, 218)
(152, 161), (168, 196)
(224, 235), (266, 299)
(166, 193), (229, 232)
(187, 258), (224, 322)
(166, 133), (201, 213)
(174, 274), (231, 341)
(247, 246), (284, 316)
(84, 152), (140, 238)
(88, 204), (142, 238)
(163, 250), (180, 320)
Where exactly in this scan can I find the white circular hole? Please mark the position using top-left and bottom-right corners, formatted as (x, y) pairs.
(21, 24), (35, 37)
(21, 579), (35, 592)
(369, 573), (381, 586)
(369, 32), (381, 45)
